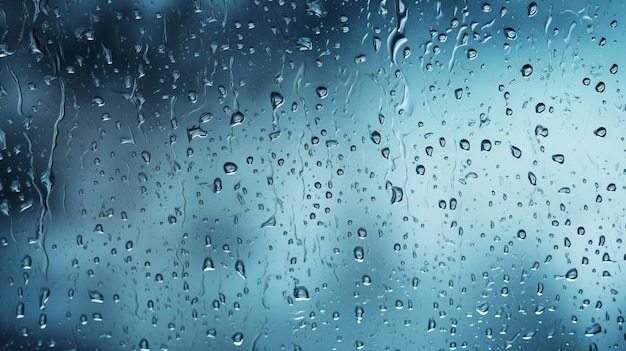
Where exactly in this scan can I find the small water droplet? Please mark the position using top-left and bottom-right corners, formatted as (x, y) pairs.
(595, 82), (605, 93)
(235, 259), (246, 279)
(230, 111), (245, 126)
(528, 172), (537, 185)
(521, 64), (533, 77)
(223, 162), (238, 174)
(510, 144), (522, 158)
(91, 96), (105, 107)
(535, 103), (545, 113)
(481, 139), (492, 151)
(202, 257), (215, 271)
(610, 64), (618, 74)
(232, 332), (244, 346)
(504, 28), (517, 40)
(141, 151), (151, 164)
(315, 86), (328, 99)
(427, 318), (436, 332)
(354, 246), (365, 262)
(270, 92), (284, 109)
(459, 139), (470, 151)
(551, 154), (564, 164)
(584, 323), (602, 337)
(293, 286), (310, 301)
(467, 49), (477, 60)
(528, 2), (538, 17)
(370, 131), (381, 144)
(565, 268), (578, 281)
(593, 127), (607, 137)
(454, 88), (463, 100)
(88, 290), (104, 303)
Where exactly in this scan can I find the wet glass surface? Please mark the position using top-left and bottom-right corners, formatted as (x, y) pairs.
(0, 0), (625, 350)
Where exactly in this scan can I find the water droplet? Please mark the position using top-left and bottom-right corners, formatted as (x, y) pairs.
(355, 305), (364, 322)
(416, 165), (426, 175)
(232, 332), (244, 346)
(476, 301), (490, 315)
(89, 290), (104, 303)
(141, 151), (151, 164)
(187, 90), (198, 103)
(21, 255), (32, 269)
(528, 172), (537, 185)
(584, 323), (602, 337)
(583, 77), (591, 86)
(39, 287), (50, 309)
(510, 145), (522, 158)
(459, 139), (470, 151)
(370, 131), (381, 144)
(139, 338), (149, 351)
(565, 268), (578, 281)
(521, 64), (533, 77)
(16, 302), (24, 319)
(467, 49), (477, 60)
(213, 178), (222, 193)
(91, 96), (105, 107)
(427, 318), (436, 332)
(535, 125), (549, 137)
(316, 86), (328, 99)
(373, 36), (381, 52)
(535, 103), (545, 113)
(610, 64), (618, 74)
(199, 112), (213, 124)
(293, 286), (310, 301)
(593, 127), (607, 137)
(504, 28), (517, 40)
(202, 257), (215, 271)
(454, 88), (463, 100)
(354, 246), (364, 262)
(235, 259), (246, 279)
(481, 139), (492, 151)
(223, 162), (238, 174)
(230, 111), (245, 126)
(125, 240), (133, 251)
(187, 126), (208, 141)
(595, 82), (605, 93)
(551, 154), (565, 164)
(270, 92), (284, 109)
(528, 2), (538, 17)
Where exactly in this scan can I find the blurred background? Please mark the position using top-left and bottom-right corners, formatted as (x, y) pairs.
(0, 0), (624, 350)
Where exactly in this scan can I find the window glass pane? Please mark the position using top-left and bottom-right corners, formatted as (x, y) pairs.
(0, 0), (624, 350)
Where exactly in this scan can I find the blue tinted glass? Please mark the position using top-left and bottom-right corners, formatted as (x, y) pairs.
(0, 0), (624, 350)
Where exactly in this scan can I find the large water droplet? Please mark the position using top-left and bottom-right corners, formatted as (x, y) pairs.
(89, 290), (104, 303)
(528, 2), (538, 17)
(293, 286), (310, 301)
(354, 246), (364, 262)
(232, 332), (244, 346)
(521, 64), (533, 77)
(504, 28), (517, 40)
(223, 162), (238, 174)
(235, 259), (246, 279)
(270, 92), (284, 109)
(593, 127), (607, 137)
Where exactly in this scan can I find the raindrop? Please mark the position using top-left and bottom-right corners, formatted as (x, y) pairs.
(528, 172), (537, 185)
(370, 131), (381, 144)
(141, 151), (151, 164)
(565, 268), (578, 281)
(427, 318), (436, 332)
(203, 257), (215, 271)
(454, 88), (463, 100)
(231, 332), (244, 346)
(354, 246), (365, 262)
(235, 259), (246, 279)
(582, 77), (591, 86)
(584, 323), (602, 337)
(528, 2), (538, 17)
(521, 64), (533, 77)
(504, 28), (517, 40)
(270, 92), (284, 109)
(213, 178), (222, 193)
(509, 145), (522, 158)
(467, 49), (477, 60)
(551, 154), (565, 164)
(481, 139), (492, 151)
(595, 82), (605, 93)
(224, 162), (238, 174)
(91, 96), (105, 107)
(230, 111), (245, 126)
(316, 86), (328, 99)
(535, 103), (545, 113)
(293, 286), (310, 301)
(610, 64), (618, 74)
(416, 165), (426, 175)
(517, 229), (527, 240)
(89, 290), (104, 303)
(187, 90), (198, 103)
(459, 139), (470, 151)
(593, 127), (607, 137)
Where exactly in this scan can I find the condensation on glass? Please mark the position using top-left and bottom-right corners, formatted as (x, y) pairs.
(0, 0), (624, 350)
